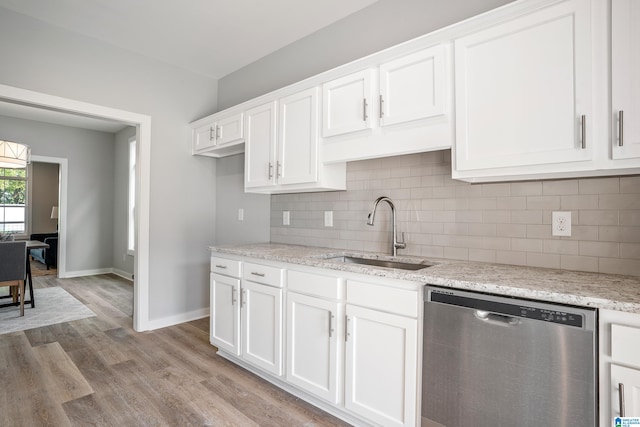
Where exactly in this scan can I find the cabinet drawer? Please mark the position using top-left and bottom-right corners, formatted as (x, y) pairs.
(612, 324), (640, 368)
(288, 270), (344, 299)
(347, 280), (418, 317)
(243, 262), (284, 287)
(211, 256), (241, 278)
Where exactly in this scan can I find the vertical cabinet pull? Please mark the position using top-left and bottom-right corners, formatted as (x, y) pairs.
(209, 126), (215, 141)
(379, 94), (384, 119)
(619, 382), (626, 417)
(580, 115), (587, 149)
(216, 125), (221, 139)
(276, 161), (282, 178)
(619, 110), (624, 147)
(328, 313), (334, 338)
(240, 289), (245, 307)
(363, 98), (368, 121)
(345, 316), (351, 342)
(231, 288), (236, 305)
(268, 162), (274, 179)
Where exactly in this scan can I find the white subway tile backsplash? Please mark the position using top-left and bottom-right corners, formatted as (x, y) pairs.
(270, 152), (640, 276)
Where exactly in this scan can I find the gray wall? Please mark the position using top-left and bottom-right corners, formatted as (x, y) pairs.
(0, 115), (116, 273)
(215, 0), (514, 247)
(0, 7), (218, 322)
(215, 154), (270, 246)
(30, 162), (59, 234)
(113, 126), (136, 277)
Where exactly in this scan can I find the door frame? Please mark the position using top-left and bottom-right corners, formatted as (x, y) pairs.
(0, 83), (152, 332)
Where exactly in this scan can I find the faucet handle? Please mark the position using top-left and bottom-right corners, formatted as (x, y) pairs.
(396, 232), (407, 250)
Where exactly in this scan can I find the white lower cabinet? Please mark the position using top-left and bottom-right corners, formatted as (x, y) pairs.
(241, 280), (283, 377)
(286, 292), (342, 404)
(344, 304), (418, 427)
(599, 309), (640, 426)
(210, 273), (240, 355)
(210, 254), (421, 427)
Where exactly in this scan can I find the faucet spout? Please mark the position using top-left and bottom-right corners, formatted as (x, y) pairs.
(366, 196), (406, 257)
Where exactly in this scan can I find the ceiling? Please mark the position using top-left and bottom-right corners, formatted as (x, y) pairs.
(0, 0), (379, 80)
(0, 0), (378, 133)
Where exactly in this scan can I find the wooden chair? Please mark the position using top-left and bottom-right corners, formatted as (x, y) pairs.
(0, 241), (28, 316)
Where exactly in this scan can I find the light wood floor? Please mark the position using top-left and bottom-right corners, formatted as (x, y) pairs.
(0, 274), (350, 426)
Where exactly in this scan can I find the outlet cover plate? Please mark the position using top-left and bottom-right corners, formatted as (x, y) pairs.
(552, 211), (571, 237)
(324, 211), (333, 227)
(283, 211), (290, 226)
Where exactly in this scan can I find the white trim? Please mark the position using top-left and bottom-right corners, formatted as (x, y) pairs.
(64, 267), (114, 278)
(145, 307), (210, 331)
(0, 83), (152, 332)
(112, 268), (134, 281)
(31, 155), (68, 279)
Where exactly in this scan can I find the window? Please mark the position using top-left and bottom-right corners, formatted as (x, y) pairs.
(0, 167), (27, 234)
(127, 137), (136, 253)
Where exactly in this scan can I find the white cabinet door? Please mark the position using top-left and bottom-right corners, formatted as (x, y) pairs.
(241, 281), (283, 376)
(454, 0), (592, 173)
(193, 123), (216, 152)
(379, 45), (446, 127)
(244, 101), (277, 189)
(278, 87), (319, 185)
(286, 292), (342, 404)
(210, 273), (240, 356)
(611, 364), (640, 418)
(612, 0), (640, 160)
(216, 112), (244, 146)
(322, 70), (373, 137)
(344, 304), (418, 427)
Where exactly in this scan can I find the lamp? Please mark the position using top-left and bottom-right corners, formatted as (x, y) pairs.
(51, 206), (58, 231)
(0, 140), (30, 168)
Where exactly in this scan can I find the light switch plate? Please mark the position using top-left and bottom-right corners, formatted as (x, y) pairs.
(324, 211), (333, 227)
(283, 211), (290, 226)
(238, 208), (244, 221)
(552, 211), (571, 236)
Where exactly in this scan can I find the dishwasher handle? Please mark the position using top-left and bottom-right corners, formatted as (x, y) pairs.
(474, 310), (520, 326)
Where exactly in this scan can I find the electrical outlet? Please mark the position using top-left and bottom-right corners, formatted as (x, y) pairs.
(283, 211), (290, 226)
(552, 211), (572, 237)
(324, 211), (333, 227)
(238, 208), (244, 221)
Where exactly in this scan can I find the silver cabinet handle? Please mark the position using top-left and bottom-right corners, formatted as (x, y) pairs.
(250, 272), (265, 277)
(231, 288), (237, 305)
(268, 162), (273, 179)
(209, 126), (215, 141)
(216, 125), (221, 139)
(581, 115), (587, 149)
(240, 289), (245, 307)
(276, 161), (282, 178)
(379, 94), (384, 119)
(363, 98), (368, 121)
(619, 110), (624, 147)
(215, 264), (227, 269)
(619, 382), (626, 417)
(345, 316), (350, 342)
(329, 313), (335, 338)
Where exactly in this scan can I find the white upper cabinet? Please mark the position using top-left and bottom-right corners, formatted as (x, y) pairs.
(191, 111), (244, 157)
(322, 70), (373, 137)
(612, 0), (640, 161)
(322, 44), (453, 163)
(277, 87), (319, 185)
(379, 45), (446, 127)
(244, 87), (346, 194)
(244, 101), (277, 189)
(453, 0), (593, 180)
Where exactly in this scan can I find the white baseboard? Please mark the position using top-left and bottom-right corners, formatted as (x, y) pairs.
(145, 307), (209, 331)
(112, 268), (134, 281)
(61, 268), (113, 278)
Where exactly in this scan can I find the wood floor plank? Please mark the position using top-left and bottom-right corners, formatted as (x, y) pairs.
(32, 342), (94, 404)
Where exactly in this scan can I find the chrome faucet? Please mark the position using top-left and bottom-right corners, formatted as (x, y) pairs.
(367, 196), (406, 257)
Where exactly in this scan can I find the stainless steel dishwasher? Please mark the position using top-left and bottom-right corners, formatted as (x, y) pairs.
(422, 286), (597, 427)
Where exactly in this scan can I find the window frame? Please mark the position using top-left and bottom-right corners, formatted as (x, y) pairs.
(0, 166), (28, 238)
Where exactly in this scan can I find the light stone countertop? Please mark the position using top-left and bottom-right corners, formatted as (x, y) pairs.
(210, 243), (640, 314)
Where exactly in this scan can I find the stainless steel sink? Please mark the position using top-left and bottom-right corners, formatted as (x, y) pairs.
(329, 256), (434, 271)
